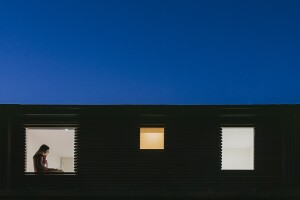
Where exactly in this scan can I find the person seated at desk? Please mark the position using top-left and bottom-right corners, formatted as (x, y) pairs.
(33, 144), (64, 173)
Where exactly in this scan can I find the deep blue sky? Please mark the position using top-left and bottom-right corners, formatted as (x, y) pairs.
(0, 0), (299, 105)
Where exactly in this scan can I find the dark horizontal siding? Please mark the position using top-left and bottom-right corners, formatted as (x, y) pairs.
(0, 105), (288, 198)
(8, 115), (283, 193)
(78, 118), (144, 192)
(165, 118), (221, 193)
(10, 119), (80, 190)
(0, 115), (9, 190)
(73, 117), (222, 194)
(282, 108), (300, 189)
(219, 118), (282, 191)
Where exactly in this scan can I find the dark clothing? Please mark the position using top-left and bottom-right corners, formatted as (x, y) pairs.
(33, 154), (48, 173)
(33, 154), (64, 173)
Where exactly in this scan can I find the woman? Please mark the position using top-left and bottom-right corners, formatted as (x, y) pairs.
(33, 144), (64, 173)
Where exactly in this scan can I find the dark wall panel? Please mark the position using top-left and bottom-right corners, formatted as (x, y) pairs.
(75, 116), (222, 195)
(283, 108), (300, 189)
(0, 105), (288, 199)
(219, 117), (282, 191)
(9, 117), (79, 191)
(77, 117), (140, 193)
(0, 115), (9, 190)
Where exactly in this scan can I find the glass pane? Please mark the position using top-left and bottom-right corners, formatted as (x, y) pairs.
(140, 128), (164, 149)
(221, 127), (254, 170)
(26, 128), (75, 173)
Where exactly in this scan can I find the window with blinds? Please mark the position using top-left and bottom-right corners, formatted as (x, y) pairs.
(221, 127), (254, 170)
(25, 127), (77, 174)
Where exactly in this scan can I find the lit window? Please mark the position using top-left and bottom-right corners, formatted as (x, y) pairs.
(221, 127), (254, 170)
(25, 127), (75, 173)
(140, 128), (164, 149)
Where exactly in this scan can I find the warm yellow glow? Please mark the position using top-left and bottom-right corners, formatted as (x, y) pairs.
(140, 128), (164, 149)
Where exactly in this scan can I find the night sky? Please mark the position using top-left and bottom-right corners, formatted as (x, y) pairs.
(0, 0), (299, 105)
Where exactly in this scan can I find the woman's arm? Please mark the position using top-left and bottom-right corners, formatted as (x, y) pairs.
(34, 155), (64, 173)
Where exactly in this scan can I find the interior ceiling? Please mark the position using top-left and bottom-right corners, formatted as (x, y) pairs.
(26, 128), (74, 157)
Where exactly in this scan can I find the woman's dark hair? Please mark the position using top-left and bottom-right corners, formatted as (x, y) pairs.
(33, 144), (50, 159)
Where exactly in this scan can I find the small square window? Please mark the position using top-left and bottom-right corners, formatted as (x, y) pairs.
(221, 127), (254, 170)
(140, 128), (164, 149)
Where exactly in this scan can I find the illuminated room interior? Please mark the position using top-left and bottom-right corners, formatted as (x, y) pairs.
(25, 128), (75, 173)
(221, 127), (254, 170)
(140, 128), (164, 149)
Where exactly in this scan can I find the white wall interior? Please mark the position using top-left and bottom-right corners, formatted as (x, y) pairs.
(61, 157), (74, 172)
(26, 128), (75, 172)
(221, 127), (254, 170)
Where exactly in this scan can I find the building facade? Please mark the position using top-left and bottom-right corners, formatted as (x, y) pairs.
(0, 104), (300, 199)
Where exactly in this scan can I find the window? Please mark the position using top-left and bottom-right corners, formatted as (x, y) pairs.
(25, 127), (75, 173)
(221, 127), (254, 170)
(140, 128), (164, 149)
